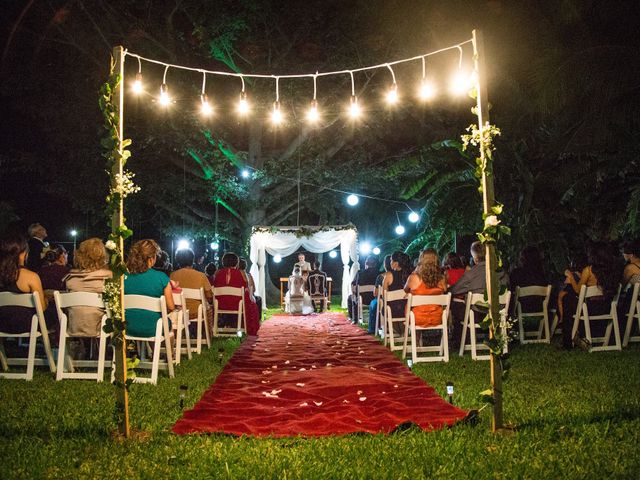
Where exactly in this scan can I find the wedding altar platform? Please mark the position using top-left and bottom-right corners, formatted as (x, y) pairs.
(172, 313), (467, 437)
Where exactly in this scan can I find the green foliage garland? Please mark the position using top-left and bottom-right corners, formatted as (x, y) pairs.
(462, 123), (512, 405)
(98, 56), (140, 398)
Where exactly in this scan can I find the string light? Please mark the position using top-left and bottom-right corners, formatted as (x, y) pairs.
(159, 65), (171, 106)
(132, 57), (143, 94)
(360, 242), (372, 255)
(395, 212), (406, 235)
(307, 74), (320, 123)
(176, 239), (190, 251)
(348, 71), (361, 118)
(200, 71), (212, 115)
(408, 211), (420, 223)
(329, 250), (338, 258)
(238, 76), (249, 115)
(418, 56), (436, 100)
(372, 247), (381, 255)
(346, 194), (359, 206)
(271, 77), (283, 124)
(273, 254), (282, 263)
(241, 169), (250, 179)
(450, 46), (470, 96)
(385, 64), (398, 104)
(209, 241), (219, 250)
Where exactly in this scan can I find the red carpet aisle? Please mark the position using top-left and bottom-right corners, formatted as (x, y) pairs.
(173, 313), (467, 437)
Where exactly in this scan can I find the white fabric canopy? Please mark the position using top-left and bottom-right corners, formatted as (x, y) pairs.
(249, 226), (358, 309)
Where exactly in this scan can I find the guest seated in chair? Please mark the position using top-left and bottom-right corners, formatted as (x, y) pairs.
(347, 255), (379, 323)
(404, 249), (447, 328)
(212, 252), (260, 335)
(239, 258), (262, 314)
(510, 245), (549, 313)
(0, 233), (54, 334)
(170, 248), (214, 325)
(443, 252), (466, 289)
(62, 238), (112, 349)
(124, 240), (175, 338)
(307, 261), (328, 312)
(39, 244), (70, 292)
(622, 240), (640, 287)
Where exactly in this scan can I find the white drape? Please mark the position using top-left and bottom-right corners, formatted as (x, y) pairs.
(249, 227), (358, 309)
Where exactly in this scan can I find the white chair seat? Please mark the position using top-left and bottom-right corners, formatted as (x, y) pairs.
(403, 292), (451, 363)
(383, 289), (408, 351)
(515, 285), (552, 344)
(213, 286), (245, 337)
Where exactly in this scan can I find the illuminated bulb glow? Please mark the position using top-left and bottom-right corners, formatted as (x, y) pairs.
(372, 247), (381, 255)
(346, 194), (359, 206)
(386, 83), (398, 104)
(159, 83), (170, 106)
(271, 101), (283, 124)
(329, 250), (338, 259)
(238, 92), (249, 114)
(200, 94), (212, 115)
(450, 71), (471, 96)
(209, 241), (219, 250)
(408, 212), (420, 223)
(132, 73), (143, 94)
(241, 169), (250, 179)
(359, 242), (372, 255)
(307, 99), (319, 122)
(419, 80), (436, 100)
(273, 254), (282, 263)
(349, 95), (361, 118)
(395, 225), (406, 235)
(70, 230), (78, 237)
(176, 239), (190, 251)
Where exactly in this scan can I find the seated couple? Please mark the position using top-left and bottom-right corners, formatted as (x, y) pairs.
(285, 261), (327, 315)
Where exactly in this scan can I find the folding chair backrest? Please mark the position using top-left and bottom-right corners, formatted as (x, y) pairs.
(308, 274), (326, 296)
(409, 293), (451, 308)
(384, 288), (407, 304)
(172, 292), (184, 307)
(358, 285), (376, 295)
(182, 287), (205, 303)
(516, 285), (551, 299)
(0, 291), (40, 310)
(124, 294), (166, 315)
(469, 291), (510, 312)
(213, 287), (244, 310)
(54, 291), (105, 310)
(629, 283), (640, 309)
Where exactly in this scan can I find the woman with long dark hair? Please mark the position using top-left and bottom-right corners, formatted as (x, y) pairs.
(0, 233), (49, 333)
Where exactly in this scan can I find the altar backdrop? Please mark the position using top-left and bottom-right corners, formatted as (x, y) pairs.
(249, 226), (359, 309)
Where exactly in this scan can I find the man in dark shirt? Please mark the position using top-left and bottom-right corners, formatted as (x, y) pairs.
(26, 223), (48, 273)
(347, 255), (379, 322)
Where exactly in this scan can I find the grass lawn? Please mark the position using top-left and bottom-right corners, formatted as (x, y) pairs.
(1, 308), (639, 479)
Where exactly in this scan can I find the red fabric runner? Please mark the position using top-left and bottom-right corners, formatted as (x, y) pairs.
(173, 313), (467, 437)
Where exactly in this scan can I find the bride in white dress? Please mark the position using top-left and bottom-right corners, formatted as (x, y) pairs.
(285, 265), (313, 315)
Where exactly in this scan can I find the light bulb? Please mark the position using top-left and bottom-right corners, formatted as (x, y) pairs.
(307, 99), (319, 122)
(70, 230), (78, 237)
(209, 241), (219, 250)
(359, 242), (372, 255)
(386, 83), (398, 104)
(395, 225), (406, 235)
(200, 94), (212, 115)
(329, 250), (338, 259)
(349, 95), (361, 118)
(418, 80), (436, 100)
(408, 212), (420, 223)
(176, 239), (190, 251)
(132, 73), (143, 94)
(450, 71), (471, 96)
(159, 83), (170, 106)
(238, 91), (249, 115)
(346, 194), (359, 206)
(273, 254), (282, 263)
(271, 101), (283, 124)
(241, 169), (250, 179)
(372, 247), (381, 255)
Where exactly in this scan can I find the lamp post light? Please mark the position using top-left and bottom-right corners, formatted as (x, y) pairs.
(179, 384), (188, 409)
(446, 381), (454, 404)
(70, 229), (78, 255)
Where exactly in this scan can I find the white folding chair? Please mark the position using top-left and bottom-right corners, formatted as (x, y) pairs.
(0, 292), (56, 380)
(571, 285), (621, 352)
(623, 282), (640, 347)
(515, 285), (552, 344)
(308, 273), (328, 312)
(383, 289), (408, 351)
(212, 286), (245, 337)
(171, 291), (192, 364)
(459, 290), (511, 360)
(357, 285), (376, 324)
(181, 287), (210, 354)
(402, 292), (452, 363)
(121, 294), (175, 385)
(53, 291), (109, 381)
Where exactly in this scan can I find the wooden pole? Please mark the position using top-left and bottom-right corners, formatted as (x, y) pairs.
(111, 45), (130, 437)
(472, 29), (504, 432)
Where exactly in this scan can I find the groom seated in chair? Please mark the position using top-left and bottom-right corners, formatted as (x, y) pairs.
(307, 261), (328, 312)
